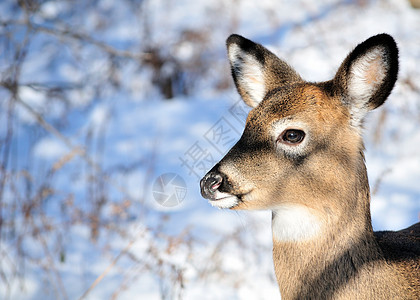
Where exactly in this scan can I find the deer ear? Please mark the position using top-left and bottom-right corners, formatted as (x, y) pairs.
(333, 34), (399, 126)
(227, 34), (302, 108)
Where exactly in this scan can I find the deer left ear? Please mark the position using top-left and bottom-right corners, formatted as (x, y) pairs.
(333, 34), (399, 126)
(226, 34), (302, 108)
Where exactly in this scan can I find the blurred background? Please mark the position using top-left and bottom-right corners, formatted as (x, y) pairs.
(0, 0), (419, 299)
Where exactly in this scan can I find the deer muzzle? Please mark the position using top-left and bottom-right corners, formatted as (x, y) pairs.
(200, 172), (224, 200)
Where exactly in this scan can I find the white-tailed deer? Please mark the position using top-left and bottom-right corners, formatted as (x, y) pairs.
(200, 34), (420, 299)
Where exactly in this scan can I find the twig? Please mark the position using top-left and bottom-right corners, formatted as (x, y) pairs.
(14, 95), (140, 204)
(1, 19), (151, 61)
(78, 226), (145, 300)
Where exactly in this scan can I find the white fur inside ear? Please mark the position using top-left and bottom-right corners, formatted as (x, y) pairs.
(347, 47), (387, 125)
(229, 44), (266, 107)
(272, 205), (322, 242)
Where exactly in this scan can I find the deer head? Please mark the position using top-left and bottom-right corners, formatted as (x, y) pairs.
(200, 34), (398, 240)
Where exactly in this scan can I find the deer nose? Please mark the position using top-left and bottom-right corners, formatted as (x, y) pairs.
(200, 172), (223, 199)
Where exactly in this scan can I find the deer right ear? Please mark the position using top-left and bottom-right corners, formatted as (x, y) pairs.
(333, 34), (399, 127)
(227, 34), (302, 108)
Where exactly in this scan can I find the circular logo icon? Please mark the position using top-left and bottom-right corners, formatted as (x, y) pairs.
(152, 173), (187, 207)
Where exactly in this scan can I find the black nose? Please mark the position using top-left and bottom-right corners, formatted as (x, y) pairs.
(200, 172), (223, 199)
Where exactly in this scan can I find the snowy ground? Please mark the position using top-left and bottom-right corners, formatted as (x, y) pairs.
(0, 0), (419, 299)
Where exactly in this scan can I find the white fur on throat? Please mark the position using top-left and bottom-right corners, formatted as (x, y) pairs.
(229, 44), (266, 107)
(272, 204), (322, 242)
(347, 47), (387, 126)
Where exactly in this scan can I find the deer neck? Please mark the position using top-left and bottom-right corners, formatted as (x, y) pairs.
(271, 166), (387, 299)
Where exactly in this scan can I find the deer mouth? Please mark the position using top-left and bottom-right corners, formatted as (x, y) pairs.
(208, 191), (251, 209)
(208, 191), (239, 209)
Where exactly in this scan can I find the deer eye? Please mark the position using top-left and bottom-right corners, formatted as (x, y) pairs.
(279, 129), (305, 145)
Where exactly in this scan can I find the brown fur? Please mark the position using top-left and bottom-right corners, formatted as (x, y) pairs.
(200, 34), (419, 299)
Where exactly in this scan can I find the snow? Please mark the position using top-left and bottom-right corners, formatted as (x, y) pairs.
(1, 0), (419, 299)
